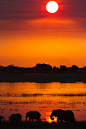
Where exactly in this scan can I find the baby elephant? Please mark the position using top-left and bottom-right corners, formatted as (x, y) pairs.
(26, 111), (41, 121)
(0, 116), (4, 125)
(9, 113), (22, 125)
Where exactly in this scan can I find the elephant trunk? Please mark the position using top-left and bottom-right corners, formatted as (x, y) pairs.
(26, 114), (29, 121)
(50, 113), (54, 120)
(26, 116), (27, 121)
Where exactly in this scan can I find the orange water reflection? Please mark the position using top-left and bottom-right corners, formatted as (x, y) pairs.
(0, 82), (86, 122)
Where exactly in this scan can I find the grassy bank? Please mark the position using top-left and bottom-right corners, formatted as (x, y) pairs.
(0, 121), (86, 129)
(0, 73), (86, 83)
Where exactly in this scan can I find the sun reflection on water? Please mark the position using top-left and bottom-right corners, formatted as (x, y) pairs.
(46, 116), (57, 123)
(46, 112), (57, 123)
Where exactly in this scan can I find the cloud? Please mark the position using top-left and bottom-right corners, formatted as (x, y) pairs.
(63, 0), (86, 18)
(0, 0), (86, 20)
(0, 0), (86, 33)
(0, 0), (45, 20)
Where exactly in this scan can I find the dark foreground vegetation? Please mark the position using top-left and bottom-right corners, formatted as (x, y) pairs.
(0, 121), (86, 129)
(0, 63), (86, 82)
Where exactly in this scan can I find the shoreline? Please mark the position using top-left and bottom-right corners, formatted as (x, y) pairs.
(0, 73), (86, 83)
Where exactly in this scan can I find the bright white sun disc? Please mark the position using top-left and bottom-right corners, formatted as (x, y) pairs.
(46, 1), (59, 13)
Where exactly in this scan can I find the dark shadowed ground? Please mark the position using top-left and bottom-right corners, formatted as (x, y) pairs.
(0, 121), (86, 129)
(0, 73), (86, 83)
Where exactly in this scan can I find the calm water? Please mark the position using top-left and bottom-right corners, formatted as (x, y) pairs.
(0, 82), (86, 122)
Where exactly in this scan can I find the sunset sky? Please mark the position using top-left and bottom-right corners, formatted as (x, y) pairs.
(0, 0), (86, 68)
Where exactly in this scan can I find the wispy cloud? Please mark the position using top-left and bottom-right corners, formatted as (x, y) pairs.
(0, 0), (86, 20)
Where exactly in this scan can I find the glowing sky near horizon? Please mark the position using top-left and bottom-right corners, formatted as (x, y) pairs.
(0, 0), (86, 67)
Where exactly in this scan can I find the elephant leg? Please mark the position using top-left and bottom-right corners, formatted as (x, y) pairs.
(38, 118), (41, 121)
(30, 118), (33, 122)
(69, 121), (74, 129)
(11, 121), (12, 125)
(70, 120), (76, 128)
(32, 118), (33, 122)
(61, 119), (63, 123)
(29, 117), (31, 122)
(57, 117), (59, 123)
(38, 117), (40, 121)
(73, 121), (76, 127)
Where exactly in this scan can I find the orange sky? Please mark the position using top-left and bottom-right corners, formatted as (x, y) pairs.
(0, 0), (86, 67)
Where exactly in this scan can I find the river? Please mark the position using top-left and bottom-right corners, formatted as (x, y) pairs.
(0, 82), (86, 122)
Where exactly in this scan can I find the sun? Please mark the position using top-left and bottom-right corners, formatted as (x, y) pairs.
(46, 1), (59, 13)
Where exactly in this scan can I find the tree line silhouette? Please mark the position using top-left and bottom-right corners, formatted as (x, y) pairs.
(0, 63), (86, 74)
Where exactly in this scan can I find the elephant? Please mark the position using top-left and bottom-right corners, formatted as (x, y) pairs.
(26, 111), (41, 121)
(0, 116), (4, 125)
(9, 113), (22, 125)
(50, 109), (75, 125)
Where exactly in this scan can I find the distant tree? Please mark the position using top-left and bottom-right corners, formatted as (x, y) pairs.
(69, 65), (79, 73)
(7, 64), (15, 68)
(0, 66), (3, 73)
(2, 66), (7, 73)
(35, 63), (52, 73)
(52, 66), (60, 73)
(6, 64), (16, 73)
(0, 66), (3, 69)
(82, 66), (86, 73)
(60, 65), (68, 73)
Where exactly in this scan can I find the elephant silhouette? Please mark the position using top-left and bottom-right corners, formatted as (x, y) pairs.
(26, 111), (41, 121)
(50, 109), (75, 125)
(0, 116), (4, 125)
(9, 113), (22, 125)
